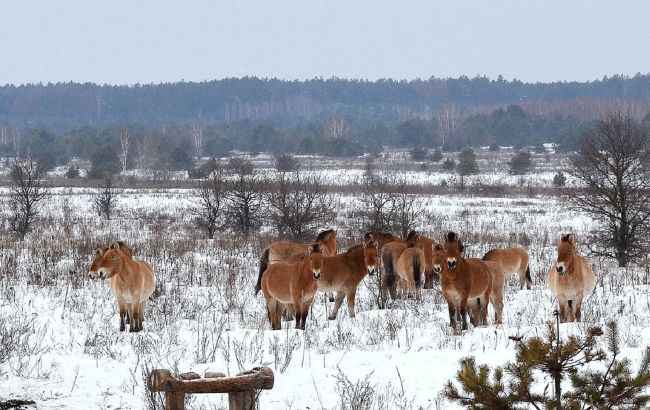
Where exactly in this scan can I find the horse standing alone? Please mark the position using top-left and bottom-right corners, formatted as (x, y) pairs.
(90, 242), (156, 332)
(548, 234), (595, 323)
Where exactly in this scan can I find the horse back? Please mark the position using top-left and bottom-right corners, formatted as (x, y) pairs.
(262, 261), (299, 303)
(267, 241), (308, 264)
(464, 258), (493, 297)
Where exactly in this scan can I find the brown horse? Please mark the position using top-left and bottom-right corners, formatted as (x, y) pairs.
(381, 234), (425, 300)
(548, 234), (595, 323)
(433, 243), (505, 325)
(261, 244), (324, 330)
(318, 237), (379, 320)
(92, 242), (156, 332)
(483, 260), (505, 324)
(483, 247), (531, 290)
(255, 229), (337, 294)
(88, 241), (133, 280)
(364, 232), (405, 249)
(405, 230), (438, 288)
(440, 232), (493, 330)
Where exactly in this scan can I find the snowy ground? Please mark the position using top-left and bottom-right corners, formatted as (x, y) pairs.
(1, 170), (649, 409)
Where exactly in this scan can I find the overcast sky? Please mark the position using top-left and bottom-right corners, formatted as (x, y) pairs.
(1, 1), (648, 85)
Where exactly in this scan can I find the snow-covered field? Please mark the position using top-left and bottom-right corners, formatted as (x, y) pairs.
(1, 170), (649, 409)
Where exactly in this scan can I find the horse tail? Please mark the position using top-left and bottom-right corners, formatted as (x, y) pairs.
(525, 264), (532, 283)
(383, 252), (396, 288)
(413, 253), (422, 288)
(255, 248), (270, 296)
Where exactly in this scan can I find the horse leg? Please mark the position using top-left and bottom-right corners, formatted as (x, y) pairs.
(467, 299), (477, 326)
(266, 299), (281, 330)
(284, 304), (296, 322)
(292, 292), (304, 330)
(346, 287), (358, 318)
(117, 299), (127, 332)
(447, 301), (457, 328)
(459, 294), (469, 330)
(300, 298), (313, 330)
(567, 299), (575, 322)
(558, 296), (568, 323)
(490, 294), (503, 325)
(328, 291), (345, 320)
(574, 296), (583, 322)
(139, 300), (148, 330)
(130, 301), (141, 332)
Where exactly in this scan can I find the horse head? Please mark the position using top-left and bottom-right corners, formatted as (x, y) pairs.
(307, 243), (324, 280)
(363, 235), (379, 275)
(444, 231), (462, 272)
(96, 242), (125, 280)
(432, 243), (447, 276)
(556, 234), (576, 276)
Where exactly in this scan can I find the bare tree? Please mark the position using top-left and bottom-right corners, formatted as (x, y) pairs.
(435, 104), (463, 149)
(12, 128), (21, 158)
(266, 170), (334, 240)
(326, 114), (350, 140)
(94, 173), (119, 220)
(191, 166), (226, 239)
(358, 174), (397, 233)
(118, 129), (130, 173)
(135, 133), (152, 170)
(226, 158), (264, 238)
(190, 121), (204, 158)
(566, 111), (650, 267)
(393, 188), (420, 238)
(9, 159), (50, 240)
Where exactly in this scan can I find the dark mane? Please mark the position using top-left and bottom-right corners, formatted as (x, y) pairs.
(102, 241), (133, 258)
(316, 229), (335, 242)
(434, 244), (445, 251)
(482, 248), (496, 260)
(346, 244), (364, 253)
(405, 230), (418, 241)
(446, 231), (457, 242)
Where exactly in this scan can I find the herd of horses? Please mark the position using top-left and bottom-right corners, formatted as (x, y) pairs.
(87, 229), (595, 333)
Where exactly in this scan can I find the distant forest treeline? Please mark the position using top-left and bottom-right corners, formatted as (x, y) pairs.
(1, 75), (650, 176)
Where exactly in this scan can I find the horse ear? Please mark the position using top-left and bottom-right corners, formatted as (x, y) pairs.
(567, 234), (575, 243)
(366, 233), (374, 241)
(375, 240), (379, 250)
(96, 248), (103, 256)
(112, 242), (120, 250)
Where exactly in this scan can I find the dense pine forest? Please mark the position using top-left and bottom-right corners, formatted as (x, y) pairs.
(1, 75), (650, 175)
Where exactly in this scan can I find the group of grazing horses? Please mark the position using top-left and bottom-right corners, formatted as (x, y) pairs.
(255, 229), (596, 331)
(85, 230), (594, 334)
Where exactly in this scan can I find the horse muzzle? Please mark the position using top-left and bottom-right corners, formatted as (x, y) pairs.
(556, 266), (565, 275)
(367, 266), (377, 276)
(447, 261), (457, 271)
(433, 266), (442, 275)
(313, 271), (321, 281)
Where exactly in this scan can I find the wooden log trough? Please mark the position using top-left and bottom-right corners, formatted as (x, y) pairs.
(148, 367), (274, 410)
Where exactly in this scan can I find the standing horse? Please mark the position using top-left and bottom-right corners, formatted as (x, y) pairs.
(440, 232), (493, 330)
(382, 233), (425, 300)
(433, 243), (505, 325)
(548, 234), (595, 323)
(255, 229), (337, 294)
(483, 247), (531, 290)
(261, 244), (324, 330)
(318, 237), (379, 320)
(92, 242), (156, 332)
(405, 230), (438, 288)
(364, 232), (406, 249)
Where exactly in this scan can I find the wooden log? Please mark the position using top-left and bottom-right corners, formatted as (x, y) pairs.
(164, 392), (185, 410)
(204, 371), (226, 378)
(179, 372), (201, 380)
(228, 390), (255, 410)
(149, 367), (274, 394)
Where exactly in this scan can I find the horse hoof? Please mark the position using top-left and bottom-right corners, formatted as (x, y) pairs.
(327, 315), (336, 320)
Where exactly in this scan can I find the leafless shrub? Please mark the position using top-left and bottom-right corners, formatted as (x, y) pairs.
(335, 369), (377, 410)
(225, 157), (264, 238)
(269, 329), (302, 373)
(266, 170), (334, 240)
(191, 167), (226, 239)
(9, 158), (50, 239)
(94, 173), (119, 220)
